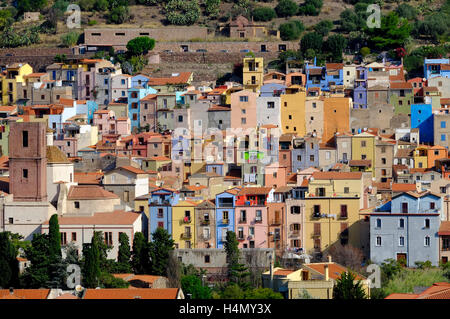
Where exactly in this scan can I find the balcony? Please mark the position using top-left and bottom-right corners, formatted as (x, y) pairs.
(255, 217), (262, 223)
(270, 236), (281, 242)
(237, 235), (245, 241)
(201, 233), (211, 241)
(200, 219), (210, 226)
(270, 219), (281, 226)
(221, 219), (229, 225)
(311, 233), (321, 239)
(339, 214), (348, 220)
(181, 232), (192, 240)
(182, 217), (191, 224)
(312, 212), (321, 219)
(218, 202), (233, 208)
(290, 230), (300, 237)
(238, 218), (247, 224)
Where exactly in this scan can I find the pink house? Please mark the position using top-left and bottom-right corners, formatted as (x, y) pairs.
(230, 90), (258, 130)
(93, 109), (130, 136)
(264, 163), (287, 188)
(234, 187), (272, 248)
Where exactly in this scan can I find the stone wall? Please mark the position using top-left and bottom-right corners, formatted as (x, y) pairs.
(158, 52), (280, 65)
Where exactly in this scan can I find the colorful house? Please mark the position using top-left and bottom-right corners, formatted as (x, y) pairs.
(280, 88), (306, 135)
(172, 200), (200, 249)
(148, 187), (180, 240)
(128, 85), (157, 132)
(243, 56), (264, 92)
(411, 103), (434, 144)
(423, 58), (450, 79)
(351, 131), (376, 176)
(215, 188), (239, 248)
(1, 63), (33, 105)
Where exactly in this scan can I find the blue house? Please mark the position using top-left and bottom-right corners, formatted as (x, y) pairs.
(423, 58), (450, 79)
(411, 104), (433, 144)
(76, 100), (98, 124)
(131, 74), (151, 88)
(305, 62), (327, 91)
(148, 188), (180, 240)
(215, 190), (237, 248)
(353, 66), (368, 109)
(325, 63), (344, 88)
(291, 137), (320, 173)
(370, 191), (441, 267)
(206, 163), (224, 176)
(128, 85), (157, 131)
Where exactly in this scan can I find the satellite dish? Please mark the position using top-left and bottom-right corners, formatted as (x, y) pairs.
(75, 285), (83, 292)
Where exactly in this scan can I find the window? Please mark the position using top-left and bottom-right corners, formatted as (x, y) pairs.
(291, 206), (301, 214)
(376, 236), (382, 246)
(441, 134), (446, 141)
(340, 205), (348, 218)
(9, 217), (13, 224)
(399, 218), (405, 229)
(399, 236), (404, 246)
(344, 187), (349, 194)
(376, 218), (381, 228)
(241, 118), (246, 124)
(204, 255), (210, 263)
(424, 236), (430, 247)
(74, 201), (80, 209)
(402, 202), (408, 213)
(72, 232), (77, 242)
(267, 101), (275, 109)
(430, 202), (435, 210)
(425, 219), (430, 229)
(309, 155), (315, 162)
(361, 141), (366, 147)
(158, 208), (163, 218)
(312, 102), (316, 108)
(297, 155), (301, 161)
(240, 96), (248, 102)
(61, 232), (67, 246)
(382, 158), (386, 165)
(441, 121), (447, 129)
(22, 130), (28, 147)
(23, 169), (28, 179)
(105, 232), (113, 246)
(249, 227), (255, 236)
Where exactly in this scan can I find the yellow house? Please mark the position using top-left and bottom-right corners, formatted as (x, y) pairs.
(243, 56), (264, 92)
(413, 145), (429, 169)
(1, 63), (33, 105)
(172, 200), (200, 249)
(135, 195), (150, 219)
(280, 89), (306, 135)
(351, 131), (376, 176)
(304, 171), (364, 256)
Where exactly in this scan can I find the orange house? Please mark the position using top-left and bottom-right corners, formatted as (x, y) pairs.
(264, 163), (288, 188)
(428, 145), (448, 168)
(322, 96), (351, 144)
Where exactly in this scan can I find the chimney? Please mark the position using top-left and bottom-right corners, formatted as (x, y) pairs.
(328, 255), (332, 263)
(324, 264), (329, 281)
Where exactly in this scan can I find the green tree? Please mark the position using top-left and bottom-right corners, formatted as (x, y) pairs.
(396, 3), (418, 20)
(149, 227), (175, 276)
(126, 36), (156, 56)
(181, 275), (211, 299)
(333, 271), (367, 299)
(165, 0), (201, 26)
(324, 34), (348, 62)
(224, 231), (250, 288)
(279, 20), (305, 40)
(368, 12), (411, 50)
(131, 232), (149, 274)
(0, 9), (14, 32)
(275, 0), (298, 17)
(22, 234), (51, 288)
(314, 20), (333, 36)
(360, 46), (370, 57)
(17, 0), (48, 13)
(221, 283), (245, 298)
(116, 232), (132, 273)
(107, 5), (131, 24)
(244, 288), (284, 299)
(300, 32), (323, 56)
(82, 233), (101, 288)
(48, 214), (61, 260)
(252, 6), (276, 22)
(205, 0), (221, 18)
(0, 232), (19, 288)
(298, 0), (323, 16)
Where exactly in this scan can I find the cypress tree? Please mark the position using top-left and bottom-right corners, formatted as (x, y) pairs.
(149, 227), (175, 276)
(131, 232), (147, 274)
(82, 233), (101, 288)
(117, 232), (132, 273)
(48, 214), (62, 260)
(22, 234), (51, 288)
(333, 271), (367, 299)
(224, 231), (250, 288)
(0, 232), (19, 288)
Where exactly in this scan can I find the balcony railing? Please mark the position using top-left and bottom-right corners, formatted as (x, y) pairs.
(270, 236), (281, 242)
(270, 219), (281, 226)
(339, 214), (348, 220)
(290, 230), (300, 237)
(238, 218), (247, 224)
(200, 220), (210, 226)
(255, 217), (262, 223)
(221, 219), (229, 225)
(201, 233), (211, 241)
(237, 235), (245, 241)
(182, 217), (191, 224)
(218, 202), (233, 208)
(312, 212), (321, 219)
(311, 233), (321, 239)
(181, 232), (192, 239)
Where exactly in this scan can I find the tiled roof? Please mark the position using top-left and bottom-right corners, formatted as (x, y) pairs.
(140, 94), (157, 101)
(207, 105), (230, 111)
(438, 221), (450, 236)
(149, 156), (171, 161)
(273, 269), (295, 276)
(304, 262), (366, 281)
(83, 288), (180, 299)
(74, 172), (104, 185)
(349, 160), (372, 167)
(391, 183), (416, 192)
(119, 166), (148, 175)
(390, 82), (413, 89)
(47, 146), (71, 163)
(112, 274), (164, 286)
(0, 289), (50, 299)
(311, 172), (362, 180)
(67, 185), (119, 200)
(43, 211), (140, 226)
(237, 187), (272, 195)
(147, 72), (192, 86)
(0, 105), (17, 113)
(385, 282), (450, 299)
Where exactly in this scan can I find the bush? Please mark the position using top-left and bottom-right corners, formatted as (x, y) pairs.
(126, 36), (156, 56)
(252, 7), (276, 22)
(298, 0), (323, 16)
(360, 46), (370, 57)
(300, 32), (323, 55)
(313, 20), (333, 36)
(60, 31), (80, 47)
(205, 0), (221, 18)
(275, 0), (298, 17)
(165, 0), (201, 26)
(107, 5), (131, 24)
(88, 19), (98, 26)
(279, 20), (305, 40)
(396, 3), (418, 20)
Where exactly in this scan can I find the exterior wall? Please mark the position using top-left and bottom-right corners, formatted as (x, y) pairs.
(322, 97), (351, 144)
(374, 143), (394, 182)
(351, 134), (375, 175)
(434, 114), (450, 148)
(367, 87), (388, 109)
(195, 204), (216, 248)
(428, 76), (450, 99)
(390, 89), (414, 114)
(215, 192), (236, 248)
(411, 104), (434, 144)
(190, 101), (211, 133)
(172, 205), (196, 249)
(256, 96), (281, 128)
(107, 103), (128, 118)
(235, 206), (268, 248)
(230, 90), (258, 130)
(265, 165), (287, 188)
(140, 98), (157, 131)
(267, 203), (286, 251)
(207, 109), (231, 131)
(243, 57), (264, 92)
(336, 135), (352, 163)
(319, 148), (337, 170)
(291, 138), (319, 173)
(280, 91), (306, 135)
(111, 74), (131, 102)
(148, 190), (180, 239)
(305, 97), (323, 138)
(343, 65), (356, 89)
(47, 163), (74, 203)
(286, 198), (305, 251)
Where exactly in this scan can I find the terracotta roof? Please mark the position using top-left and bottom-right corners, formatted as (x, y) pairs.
(112, 274), (165, 287)
(140, 94), (157, 101)
(208, 105), (230, 111)
(147, 72), (192, 86)
(237, 187), (272, 196)
(74, 172), (104, 185)
(274, 186), (292, 193)
(0, 289), (50, 299)
(326, 63), (344, 71)
(438, 221), (450, 236)
(24, 73), (46, 78)
(83, 288), (179, 299)
(311, 172), (362, 180)
(118, 166), (148, 175)
(149, 156), (171, 161)
(349, 160), (372, 167)
(47, 146), (71, 163)
(67, 185), (119, 200)
(391, 183), (416, 192)
(0, 105), (17, 113)
(304, 263), (366, 281)
(390, 82), (412, 89)
(300, 178), (309, 187)
(385, 282), (450, 299)
(44, 211), (140, 226)
(274, 269), (295, 276)
(59, 98), (75, 106)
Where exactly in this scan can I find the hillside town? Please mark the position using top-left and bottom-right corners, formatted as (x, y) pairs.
(0, 0), (449, 302)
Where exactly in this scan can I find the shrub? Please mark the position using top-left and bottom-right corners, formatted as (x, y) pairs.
(396, 3), (418, 20)
(252, 7), (276, 22)
(126, 36), (156, 56)
(165, 0), (201, 26)
(298, 0), (323, 16)
(360, 46), (370, 57)
(275, 0), (298, 17)
(279, 20), (304, 40)
(313, 20), (333, 36)
(88, 19), (98, 26)
(300, 32), (323, 55)
(61, 31), (80, 47)
(107, 5), (131, 24)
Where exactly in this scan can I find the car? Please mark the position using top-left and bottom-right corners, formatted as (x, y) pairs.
(220, 49), (230, 53)
(240, 49), (250, 53)
(196, 49), (208, 53)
